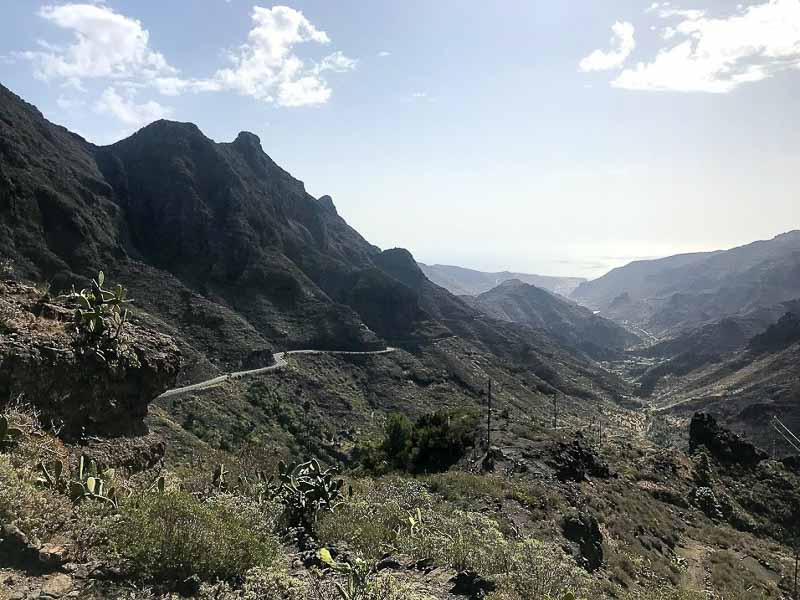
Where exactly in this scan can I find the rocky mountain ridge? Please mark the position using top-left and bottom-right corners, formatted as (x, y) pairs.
(418, 263), (585, 297)
(571, 231), (800, 337)
(466, 279), (640, 359)
(0, 83), (626, 408)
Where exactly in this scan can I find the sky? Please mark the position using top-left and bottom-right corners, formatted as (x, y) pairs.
(1, 0), (799, 279)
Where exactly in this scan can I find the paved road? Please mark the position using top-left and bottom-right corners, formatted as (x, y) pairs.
(653, 395), (702, 412)
(157, 347), (396, 399)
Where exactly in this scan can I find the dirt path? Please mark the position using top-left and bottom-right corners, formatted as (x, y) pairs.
(157, 347), (397, 399)
(675, 540), (711, 592)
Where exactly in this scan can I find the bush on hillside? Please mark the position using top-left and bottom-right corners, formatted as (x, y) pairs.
(364, 409), (479, 474)
(317, 477), (508, 575)
(113, 490), (280, 582)
(488, 538), (592, 600)
(0, 454), (70, 541)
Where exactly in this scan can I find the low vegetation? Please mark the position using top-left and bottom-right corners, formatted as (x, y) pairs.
(1, 273), (798, 599)
(2, 398), (798, 599)
(113, 491), (281, 582)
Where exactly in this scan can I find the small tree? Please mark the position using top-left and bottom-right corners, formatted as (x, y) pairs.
(382, 413), (413, 469)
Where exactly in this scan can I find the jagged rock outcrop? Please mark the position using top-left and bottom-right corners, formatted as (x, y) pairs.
(561, 512), (604, 572)
(689, 412), (767, 467)
(0, 280), (180, 437)
(551, 433), (612, 482)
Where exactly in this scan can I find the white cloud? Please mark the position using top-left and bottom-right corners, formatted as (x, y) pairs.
(18, 2), (355, 128)
(212, 5), (353, 106)
(150, 76), (222, 96)
(94, 87), (172, 127)
(613, 0), (800, 93)
(315, 50), (358, 73)
(277, 76), (331, 106)
(661, 26), (677, 40)
(19, 3), (176, 85)
(377, 50), (391, 57)
(56, 95), (85, 111)
(579, 21), (636, 71)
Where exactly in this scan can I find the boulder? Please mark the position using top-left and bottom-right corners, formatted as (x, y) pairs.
(0, 281), (180, 438)
(449, 571), (496, 598)
(689, 413), (767, 467)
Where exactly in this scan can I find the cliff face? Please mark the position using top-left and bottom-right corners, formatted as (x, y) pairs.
(0, 280), (180, 437)
(0, 84), (436, 375)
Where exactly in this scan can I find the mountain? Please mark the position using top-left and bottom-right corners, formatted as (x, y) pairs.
(418, 263), (585, 297)
(468, 279), (640, 358)
(571, 232), (800, 337)
(0, 83), (484, 375)
(0, 83), (627, 404)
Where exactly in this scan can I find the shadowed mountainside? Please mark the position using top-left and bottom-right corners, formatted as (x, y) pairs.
(0, 84), (478, 375)
(0, 83), (625, 404)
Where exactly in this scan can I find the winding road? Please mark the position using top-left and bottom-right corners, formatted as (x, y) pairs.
(157, 347), (397, 400)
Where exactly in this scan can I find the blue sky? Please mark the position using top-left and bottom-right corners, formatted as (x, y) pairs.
(1, 1), (799, 278)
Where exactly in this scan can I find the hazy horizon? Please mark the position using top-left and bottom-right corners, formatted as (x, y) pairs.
(414, 228), (797, 280)
(2, 1), (799, 279)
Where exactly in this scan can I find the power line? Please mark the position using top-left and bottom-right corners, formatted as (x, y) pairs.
(774, 417), (800, 448)
(771, 420), (800, 454)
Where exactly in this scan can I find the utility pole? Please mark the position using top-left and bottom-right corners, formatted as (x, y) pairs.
(486, 379), (492, 449)
(552, 394), (558, 430)
(598, 411), (603, 449)
(794, 542), (798, 600)
(593, 383), (602, 449)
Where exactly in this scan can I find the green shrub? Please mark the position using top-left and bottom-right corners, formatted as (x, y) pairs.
(113, 490), (279, 582)
(383, 413), (414, 469)
(365, 410), (479, 474)
(424, 471), (508, 504)
(411, 410), (479, 472)
(312, 570), (432, 600)
(191, 567), (309, 600)
(316, 477), (421, 560)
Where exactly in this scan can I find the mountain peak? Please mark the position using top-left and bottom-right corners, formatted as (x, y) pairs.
(233, 131), (263, 152)
(317, 194), (338, 214)
(121, 119), (206, 146)
(493, 278), (529, 291)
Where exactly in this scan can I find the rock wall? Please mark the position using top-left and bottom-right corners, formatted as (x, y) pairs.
(0, 280), (180, 437)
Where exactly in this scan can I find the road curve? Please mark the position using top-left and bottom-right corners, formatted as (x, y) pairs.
(157, 347), (397, 400)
